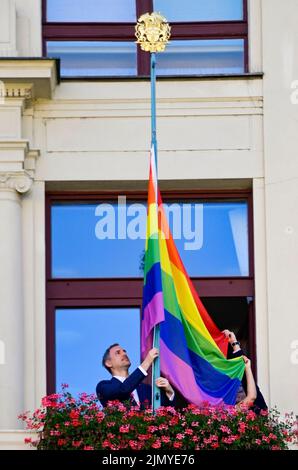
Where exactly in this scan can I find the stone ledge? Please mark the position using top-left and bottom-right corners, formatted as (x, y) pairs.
(0, 140), (40, 174)
(0, 59), (59, 99)
(0, 431), (37, 450)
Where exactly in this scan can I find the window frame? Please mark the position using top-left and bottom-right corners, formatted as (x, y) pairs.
(46, 189), (256, 394)
(42, 0), (249, 77)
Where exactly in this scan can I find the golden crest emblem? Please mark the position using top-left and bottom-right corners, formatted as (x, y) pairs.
(135, 12), (171, 53)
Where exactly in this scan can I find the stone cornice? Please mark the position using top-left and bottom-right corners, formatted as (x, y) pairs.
(0, 140), (40, 191)
(0, 83), (33, 108)
(0, 59), (59, 99)
(0, 170), (33, 193)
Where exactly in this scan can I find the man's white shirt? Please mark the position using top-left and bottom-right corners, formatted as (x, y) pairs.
(113, 366), (148, 405)
(113, 366), (174, 404)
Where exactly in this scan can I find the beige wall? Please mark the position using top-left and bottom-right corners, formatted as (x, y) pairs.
(261, 0), (298, 414)
(0, 1), (42, 57)
(32, 78), (263, 182)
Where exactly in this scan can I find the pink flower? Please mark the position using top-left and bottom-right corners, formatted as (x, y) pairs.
(129, 440), (139, 450)
(211, 442), (219, 448)
(169, 417), (179, 426)
(176, 433), (185, 441)
(106, 421), (115, 427)
(246, 410), (256, 421)
(106, 400), (126, 412)
(83, 446), (94, 450)
(58, 439), (66, 446)
(24, 437), (32, 444)
(238, 422), (247, 434)
(152, 440), (161, 449)
(220, 425), (231, 434)
(185, 428), (193, 435)
(173, 441), (183, 449)
(221, 437), (234, 445)
(148, 425), (158, 433)
(72, 440), (82, 448)
(255, 439), (261, 445)
(33, 410), (46, 421)
(71, 420), (80, 427)
(158, 424), (169, 431)
(18, 412), (29, 421)
(119, 425), (130, 433)
(102, 439), (111, 448)
(161, 436), (171, 443)
(69, 410), (80, 420)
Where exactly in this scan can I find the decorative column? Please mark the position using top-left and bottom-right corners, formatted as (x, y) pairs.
(0, 171), (33, 429)
(0, 62), (57, 432)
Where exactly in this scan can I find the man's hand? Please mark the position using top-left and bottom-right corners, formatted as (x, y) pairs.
(155, 377), (174, 401)
(141, 348), (159, 371)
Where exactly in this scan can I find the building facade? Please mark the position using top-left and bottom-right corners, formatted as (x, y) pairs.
(0, 0), (297, 449)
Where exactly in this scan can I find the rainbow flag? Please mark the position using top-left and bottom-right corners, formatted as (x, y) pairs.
(141, 147), (245, 406)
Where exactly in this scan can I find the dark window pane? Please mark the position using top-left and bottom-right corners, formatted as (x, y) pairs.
(47, 0), (136, 22)
(156, 39), (244, 75)
(51, 200), (248, 278)
(56, 307), (140, 396)
(153, 0), (243, 21)
(47, 41), (137, 77)
(202, 297), (251, 354)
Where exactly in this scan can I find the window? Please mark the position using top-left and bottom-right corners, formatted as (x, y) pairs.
(51, 200), (248, 278)
(47, 0), (136, 22)
(46, 190), (255, 395)
(156, 39), (245, 76)
(46, 41), (137, 77)
(43, 0), (248, 77)
(56, 307), (140, 396)
(153, 0), (244, 22)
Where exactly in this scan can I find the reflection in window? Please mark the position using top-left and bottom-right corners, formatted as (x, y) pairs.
(47, 41), (137, 77)
(47, 0), (136, 22)
(56, 308), (140, 396)
(156, 39), (244, 76)
(154, 0), (243, 22)
(51, 200), (249, 278)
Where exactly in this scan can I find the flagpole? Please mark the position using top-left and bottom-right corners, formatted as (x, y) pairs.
(150, 51), (161, 412)
(136, 12), (171, 413)
(151, 52), (157, 169)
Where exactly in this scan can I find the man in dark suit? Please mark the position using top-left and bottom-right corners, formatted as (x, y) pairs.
(223, 329), (268, 413)
(96, 344), (175, 408)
